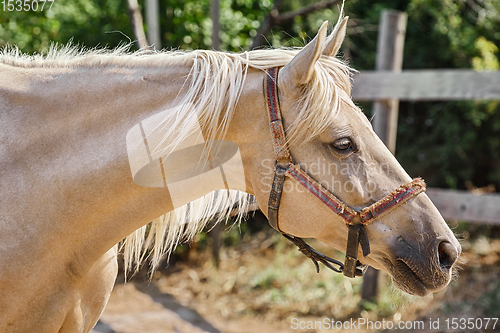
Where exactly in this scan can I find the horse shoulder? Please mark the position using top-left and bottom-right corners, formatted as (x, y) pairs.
(0, 243), (117, 333)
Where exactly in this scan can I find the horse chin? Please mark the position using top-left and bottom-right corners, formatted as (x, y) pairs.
(360, 257), (431, 296)
(390, 259), (430, 296)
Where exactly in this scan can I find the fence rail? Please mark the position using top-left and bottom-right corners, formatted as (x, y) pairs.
(426, 188), (500, 224)
(350, 69), (500, 225)
(353, 70), (500, 101)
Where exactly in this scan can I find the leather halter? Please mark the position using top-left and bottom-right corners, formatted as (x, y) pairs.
(263, 67), (426, 278)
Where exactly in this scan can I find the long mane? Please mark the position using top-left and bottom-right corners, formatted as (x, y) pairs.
(125, 47), (355, 275)
(1, 18), (356, 275)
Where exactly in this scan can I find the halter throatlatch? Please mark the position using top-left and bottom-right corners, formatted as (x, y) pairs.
(264, 67), (426, 278)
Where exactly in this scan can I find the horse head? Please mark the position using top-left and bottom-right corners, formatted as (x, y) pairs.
(249, 19), (461, 296)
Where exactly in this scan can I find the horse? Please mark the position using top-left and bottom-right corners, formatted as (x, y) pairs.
(0, 14), (461, 333)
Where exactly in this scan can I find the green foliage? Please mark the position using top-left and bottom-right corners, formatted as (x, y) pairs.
(0, 0), (132, 53)
(158, 0), (211, 50)
(392, 0), (500, 190)
(473, 36), (499, 70)
(157, 0), (272, 51)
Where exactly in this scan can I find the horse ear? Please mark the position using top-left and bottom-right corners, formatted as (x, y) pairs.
(322, 16), (348, 57)
(278, 21), (328, 89)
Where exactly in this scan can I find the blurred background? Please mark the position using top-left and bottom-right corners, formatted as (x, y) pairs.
(2, 1), (500, 332)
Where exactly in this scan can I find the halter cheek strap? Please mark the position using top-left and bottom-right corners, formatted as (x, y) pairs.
(263, 67), (426, 278)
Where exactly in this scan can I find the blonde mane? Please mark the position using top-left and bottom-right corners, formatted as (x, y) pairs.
(124, 48), (355, 275)
(1, 18), (357, 275)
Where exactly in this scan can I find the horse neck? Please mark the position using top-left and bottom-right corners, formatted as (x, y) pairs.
(1, 59), (267, 267)
(1, 61), (193, 262)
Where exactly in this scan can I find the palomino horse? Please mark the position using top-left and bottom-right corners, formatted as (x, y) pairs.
(0, 14), (460, 333)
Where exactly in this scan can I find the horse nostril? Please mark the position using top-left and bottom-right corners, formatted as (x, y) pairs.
(437, 241), (458, 271)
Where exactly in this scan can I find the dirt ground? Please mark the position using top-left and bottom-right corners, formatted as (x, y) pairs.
(91, 231), (500, 333)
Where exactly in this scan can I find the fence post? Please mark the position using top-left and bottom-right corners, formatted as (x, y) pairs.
(146, 0), (161, 49)
(127, 0), (149, 50)
(211, 0), (220, 50)
(362, 9), (407, 301)
(210, 0), (222, 268)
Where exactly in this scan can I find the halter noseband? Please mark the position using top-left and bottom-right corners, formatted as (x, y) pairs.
(263, 67), (426, 278)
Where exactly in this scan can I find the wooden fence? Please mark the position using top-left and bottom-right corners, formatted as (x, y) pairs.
(352, 70), (500, 224)
(352, 11), (500, 226)
(352, 9), (500, 300)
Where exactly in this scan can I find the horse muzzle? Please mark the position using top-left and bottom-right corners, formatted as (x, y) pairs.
(382, 235), (461, 296)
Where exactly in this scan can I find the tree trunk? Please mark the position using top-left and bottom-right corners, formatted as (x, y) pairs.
(127, 0), (149, 50)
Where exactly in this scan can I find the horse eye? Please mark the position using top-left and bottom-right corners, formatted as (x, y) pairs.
(332, 137), (352, 151)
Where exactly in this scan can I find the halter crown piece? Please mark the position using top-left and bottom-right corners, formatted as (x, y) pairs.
(263, 67), (426, 278)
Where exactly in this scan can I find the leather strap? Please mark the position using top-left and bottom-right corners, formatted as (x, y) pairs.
(263, 67), (367, 277)
(286, 164), (426, 226)
(263, 67), (425, 278)
(264, 67), (291, 164)
(344, 216), (370, 278)
(267, 165), (287, 232)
